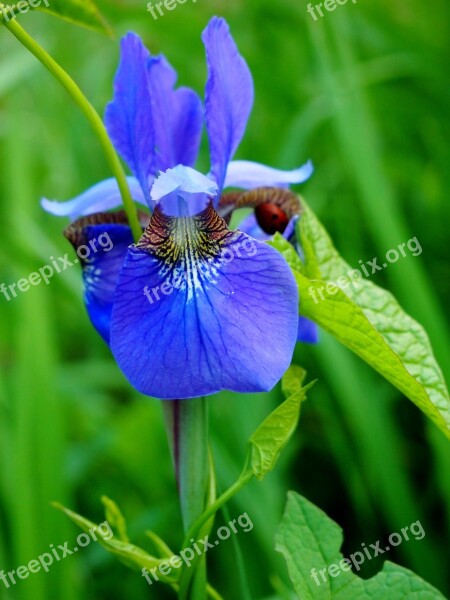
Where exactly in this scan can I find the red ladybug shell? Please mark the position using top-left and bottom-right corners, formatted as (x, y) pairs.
(255, 203), (289, 235)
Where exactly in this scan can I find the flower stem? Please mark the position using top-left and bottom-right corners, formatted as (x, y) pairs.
(1, 17), (142, 243)
(177, 467), (253, 598)
(182, 469), (253, 550)
(163, 398), (210, 600)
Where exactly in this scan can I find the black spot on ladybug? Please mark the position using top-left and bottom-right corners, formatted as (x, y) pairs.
(255, 203), (289, 235)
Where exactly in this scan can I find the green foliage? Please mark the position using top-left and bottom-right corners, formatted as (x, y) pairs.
(101, 495), (129, 543)
(37, 0), (111, 35)
(249, 367), (315, 480)
(54, 502), (176, 583)
(270, 201), (450, 439)
(55, 373), (313, 598)
(0, 0), (111, 34)
(276, 492), (446, 599)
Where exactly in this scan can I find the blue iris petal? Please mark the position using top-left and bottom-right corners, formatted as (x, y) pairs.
(238, 214), (319, 345)
(203, 17), (254, 193)
(41, 177), (146, 219)
(147, 56), (203, 170)
(83, 224), (135, 343)
(110, 204), (299, 399)
(225, 160), (314, 190)
(105, 35), (204, 203)
(151, 165), (218, 217)
(64, 218), (142, 343)
(297, 315), (319, 344)
(105, 33), (156, 200)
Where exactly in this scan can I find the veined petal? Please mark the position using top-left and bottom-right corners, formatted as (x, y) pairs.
(203, 17), (254, 193)
(105, 35), (203, 199)
(224, 160), (314, 190)
(64, 211), (150, 343)
(41, 177), (146, 219)
(148, 56), (203, 170)
(110, 204), (299, 399)
(105, 33), (155, 199)
(151, 165), (218, 217)
(297, 316), (319, 344)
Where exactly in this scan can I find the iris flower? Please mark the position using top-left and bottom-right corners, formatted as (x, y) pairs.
(43, 17), (316, 399)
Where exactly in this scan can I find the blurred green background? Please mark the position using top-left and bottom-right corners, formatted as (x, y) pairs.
(0, 0), (449, 598)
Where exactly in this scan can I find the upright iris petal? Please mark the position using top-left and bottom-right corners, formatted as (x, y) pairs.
(105, 36), (204, 203)
(109, 167), (299, 399)
(105, 33), (155, 199)
(147, 56), (203, 170)
(203, 17), (254, 192)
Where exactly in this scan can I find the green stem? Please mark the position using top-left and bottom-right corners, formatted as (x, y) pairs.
(163, 398), (210, 600)
(177, 468), (253, 599)
(1, 17), (142, 242)
(179, 451), (217, 600)
(182, 469), (253, 550)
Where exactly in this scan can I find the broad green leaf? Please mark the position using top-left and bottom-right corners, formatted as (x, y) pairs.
(275, 491), (446, 599)
(1, 0), (112, 35)
(248, 368), (315, 480)
(101, 496), (129, 543)
(269, 202), (450, 440)
(54, 503), (176, 583)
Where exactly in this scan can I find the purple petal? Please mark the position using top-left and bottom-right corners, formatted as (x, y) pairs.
(283, 216), (299, 242)
(151, 165), (218, 217)
(224, 160), (314, 190)
(110, 204), (298, 399)
(203, 17), (254, 192)
(105, 33), (155, 198)
(64, 212), (149, 343)
(148, 56), (203, 169)
(105, 34), (203, 198)
(297, 316), (319, 344)
(41, 177), (146, 219)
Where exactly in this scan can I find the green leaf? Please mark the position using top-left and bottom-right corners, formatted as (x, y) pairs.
(53, 502), (176, 583)
(40, 0), (112, 35)
(281, 364), (307, 398)
(1, 0), (112, 35)
(269, 202), (450, 440)
(275, 491), (446, 599)
(101, 496), (129, 543)
(248, 368), (315, 480)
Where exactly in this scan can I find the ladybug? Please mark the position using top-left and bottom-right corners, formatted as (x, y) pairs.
(255, 203), (289, 235)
